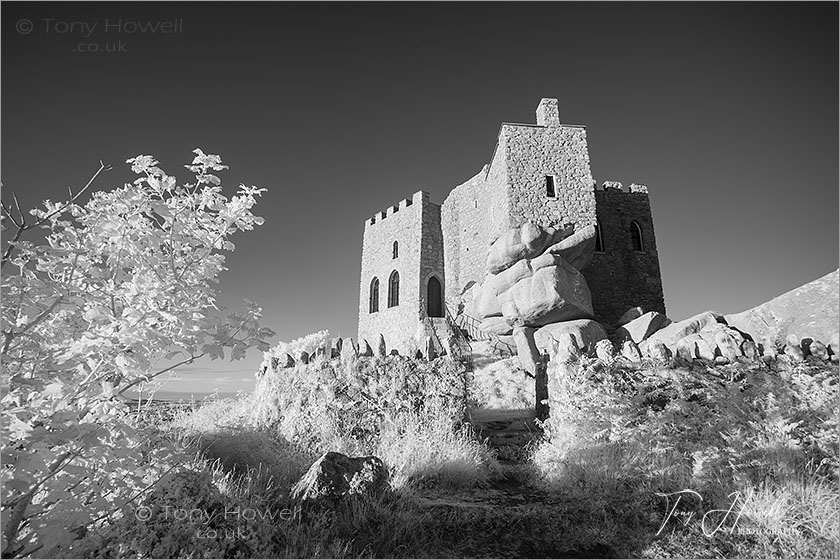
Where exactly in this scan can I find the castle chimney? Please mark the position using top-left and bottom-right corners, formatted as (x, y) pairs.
(536, 98), (560, 127)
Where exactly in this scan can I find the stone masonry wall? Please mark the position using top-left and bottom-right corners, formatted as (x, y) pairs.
(419, 195), (445, 315)
(441, 138), (510, 304)
(504, 123), (597, 232)
(358, 191), (431, 354)
(583, 182), (666, 326)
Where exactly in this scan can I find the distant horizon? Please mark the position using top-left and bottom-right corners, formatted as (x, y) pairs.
(3, 2), (837, 395)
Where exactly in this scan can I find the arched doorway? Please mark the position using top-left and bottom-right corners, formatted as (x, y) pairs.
(427, 276), (443, 318)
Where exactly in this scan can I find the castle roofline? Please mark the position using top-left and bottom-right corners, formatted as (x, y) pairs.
(483, 121), (588, 180)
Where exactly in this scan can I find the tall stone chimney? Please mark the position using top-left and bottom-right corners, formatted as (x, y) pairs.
(536, 98), (560, 127)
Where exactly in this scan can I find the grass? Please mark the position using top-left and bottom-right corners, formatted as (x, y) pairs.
(58, 341), (839, 558)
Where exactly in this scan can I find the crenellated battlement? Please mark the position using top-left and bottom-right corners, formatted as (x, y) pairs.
(595, 181), (649, 194)
(365, 191), (436, 228)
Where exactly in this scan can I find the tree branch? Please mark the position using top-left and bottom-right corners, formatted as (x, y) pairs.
(1, 160), (109, 270)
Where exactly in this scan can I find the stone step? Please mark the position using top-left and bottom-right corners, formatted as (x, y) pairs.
(480, 431), (539, 448)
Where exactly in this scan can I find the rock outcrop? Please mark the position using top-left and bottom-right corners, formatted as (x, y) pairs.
(497, 256), (594, 327)
(473, 221), (603, 371)
(475, 222), (596, 329)
(533, 319), (608, 355)
(725, 269), (839, 349)
(615, 311), (671, 344)
(641, 311), (722, 353)
(486, 221), (573, 274)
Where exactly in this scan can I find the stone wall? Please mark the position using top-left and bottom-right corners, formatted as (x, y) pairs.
(441, 139), (510, 305)
(504, 123), (597, 232)
(358, 191), (436, 354)
(583, 182), (666, 326)
(419, 192), (445, 315)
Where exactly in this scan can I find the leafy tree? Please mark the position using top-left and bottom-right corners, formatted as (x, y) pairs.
(1, 150), (275, 557)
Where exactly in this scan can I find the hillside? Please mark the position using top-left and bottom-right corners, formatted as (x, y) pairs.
(725, 268), (839, 346)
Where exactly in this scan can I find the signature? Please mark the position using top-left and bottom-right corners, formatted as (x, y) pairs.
(656, 489), (750, 537)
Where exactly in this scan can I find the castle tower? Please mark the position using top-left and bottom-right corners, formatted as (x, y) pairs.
(584, 182), (666, 324)
(441, 98), (597, 305)
(357, 191), (444, 354)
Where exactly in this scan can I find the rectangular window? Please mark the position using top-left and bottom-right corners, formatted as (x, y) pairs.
(545, 175), (556, 197)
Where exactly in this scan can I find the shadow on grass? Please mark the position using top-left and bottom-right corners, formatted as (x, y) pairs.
(185, 428), (314, 492)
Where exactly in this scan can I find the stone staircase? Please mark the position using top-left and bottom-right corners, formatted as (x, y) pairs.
(468, 408), (542, 461)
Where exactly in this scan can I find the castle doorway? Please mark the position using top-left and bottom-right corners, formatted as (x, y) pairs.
(427, 276), (443, 317)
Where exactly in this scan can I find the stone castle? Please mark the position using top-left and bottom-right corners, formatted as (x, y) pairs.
(358, 98), (665, 355)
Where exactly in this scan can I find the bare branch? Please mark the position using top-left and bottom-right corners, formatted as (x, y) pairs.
(1, 160), (109, 270)
(12, 192), (25, 227)
(2, 201), (22, 228)
(117, 353), (200, 397)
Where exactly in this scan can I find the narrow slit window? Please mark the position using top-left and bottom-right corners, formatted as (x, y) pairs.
(369, 277), (380, 313)
(630, 221), (645, 252)
(545, 175), (556, 197)
(595, 221), (604, 252)
(392, 241), (399, 259)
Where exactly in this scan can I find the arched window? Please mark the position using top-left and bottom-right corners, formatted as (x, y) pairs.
(392, 241), (398, 259)
(369, 277), (379, 313)
(630, 221), (645, 252)
(594, 221), (604, 252)
(388, 270), (400, 308)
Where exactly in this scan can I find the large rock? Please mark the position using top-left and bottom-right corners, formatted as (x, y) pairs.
(725, 269), (839, 349)
(676, 333), (716, 361)
(475, 277), (503, 319)
(594, 339), (615, 361)
(550, 332), (581, 364)
(620, 339), (643, 362)
(646, 340), (672, 361)
(533, 319), (607, 354)
(513, 326), (541, 376)
(543, 224), (597, 271)
(486, 221), (572, 275)
(712, 329), (742, 362)
(615, 311), (671, 344)
(497, 256), (594, 327)
(340, 338), (358, 362)
(643, 311), (722, 351)
(616, 307), (645, 327)
(291, 452), (389, 504)
(480, 316), (513, 336)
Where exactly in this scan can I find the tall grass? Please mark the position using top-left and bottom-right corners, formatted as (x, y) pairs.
(249, 352), (501, 489)
(530, 355), (840, 558)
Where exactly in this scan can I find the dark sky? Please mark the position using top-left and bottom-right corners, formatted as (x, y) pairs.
(3, 2), (838, 395)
